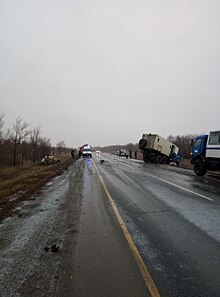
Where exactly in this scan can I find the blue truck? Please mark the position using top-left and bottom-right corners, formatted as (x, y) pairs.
(191, 130), (220, 176)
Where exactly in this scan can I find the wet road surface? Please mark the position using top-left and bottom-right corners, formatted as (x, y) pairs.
(94, 153), (220, 297)
(0, 153), (220, 297)
(73, 158), (148, 297)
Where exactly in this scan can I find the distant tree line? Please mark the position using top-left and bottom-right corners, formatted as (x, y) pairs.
(167, 134), (198, 158)
(94, 142), (139, 154)
(0, 112), (71, 166)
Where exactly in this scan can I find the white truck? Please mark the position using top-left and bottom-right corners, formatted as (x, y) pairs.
(191, 130), (220, 176)
(139, 133), (181, 164)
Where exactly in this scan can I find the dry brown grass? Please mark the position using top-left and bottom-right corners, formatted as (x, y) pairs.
(178, 158), (193, 170)
(0, 154), (75, 220)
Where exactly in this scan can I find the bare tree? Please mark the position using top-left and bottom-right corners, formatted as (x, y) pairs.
(39, 137), (51, 158)
(167, 134), (199, 158)
(20, 140), (29, 165)
(0, 111), (5, 144)
(0, 112), (6, 164)
(30, 126), (41, 163)
(8, 117), (30, 166)
(56, 141), (65, 155)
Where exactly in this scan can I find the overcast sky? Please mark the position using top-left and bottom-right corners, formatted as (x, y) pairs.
(0, 0), (220, 148)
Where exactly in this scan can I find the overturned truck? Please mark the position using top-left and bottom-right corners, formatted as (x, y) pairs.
(139, 133), (181, 165)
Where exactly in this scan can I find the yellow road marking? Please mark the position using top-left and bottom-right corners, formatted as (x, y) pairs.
(92, 160), (160, 297)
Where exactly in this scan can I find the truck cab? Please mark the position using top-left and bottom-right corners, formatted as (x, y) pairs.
(191, 135), (208, 162)
(191, 131), (220, 176)
(191, 135), (208, 176)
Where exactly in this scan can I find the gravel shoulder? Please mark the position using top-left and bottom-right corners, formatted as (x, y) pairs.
(0, 156), (75, 221)
(0, 160), (84, 297)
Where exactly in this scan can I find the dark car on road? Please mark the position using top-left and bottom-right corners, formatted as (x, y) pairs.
(117, 149), (128, 158)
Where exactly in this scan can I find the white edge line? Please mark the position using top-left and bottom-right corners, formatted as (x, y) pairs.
(144, 173), (214, 202)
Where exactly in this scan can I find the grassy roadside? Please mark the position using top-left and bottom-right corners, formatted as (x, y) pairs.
(0, 155), (76, 221)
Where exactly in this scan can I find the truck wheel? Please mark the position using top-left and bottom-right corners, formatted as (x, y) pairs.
(151, 157), (156, 163)
(139, 139), (147, 149)
(194, 159), (207, 176)
(161, 156), (168, 164)
(156, 155), (162, 164)
(143, 151), (150, 163)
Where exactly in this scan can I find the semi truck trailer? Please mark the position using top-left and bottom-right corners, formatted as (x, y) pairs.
(191, 130), (220, 176)
(139, 133), (181, 164)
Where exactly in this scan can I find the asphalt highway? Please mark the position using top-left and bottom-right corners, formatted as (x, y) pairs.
(87, 153), (220, 297)
(0, 153), (219, 297)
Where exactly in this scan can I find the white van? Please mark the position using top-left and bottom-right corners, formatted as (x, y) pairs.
(82, 146), (92, 158)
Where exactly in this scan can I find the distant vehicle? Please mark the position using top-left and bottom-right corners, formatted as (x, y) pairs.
(82, 146), (92, 158)
(117, 149), (128, 158)
(191, 130), (220, 176)
(79, 144), (92, 157)
(139, 133), (181, 165)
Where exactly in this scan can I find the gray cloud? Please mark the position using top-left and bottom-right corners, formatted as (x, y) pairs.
(1, 0), (220, 147)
